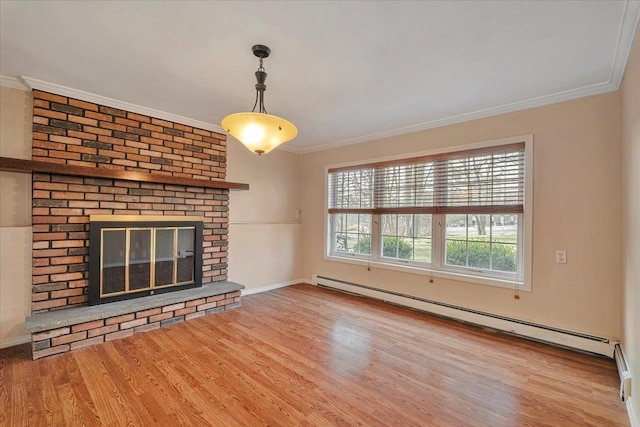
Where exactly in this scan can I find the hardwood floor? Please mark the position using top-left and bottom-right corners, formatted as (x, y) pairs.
(0, 284), (628, 426)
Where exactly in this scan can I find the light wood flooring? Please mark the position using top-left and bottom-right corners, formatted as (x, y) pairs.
(0, 284), (629, 426)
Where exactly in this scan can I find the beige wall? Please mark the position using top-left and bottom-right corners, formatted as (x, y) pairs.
(621, 30), (640, 423)
(0, 86), (32, 347)
(0, 227), (32, 347)
(300, 92), (622, 339)
(0, 86), (31, 226)
(226, 140), (303, 292)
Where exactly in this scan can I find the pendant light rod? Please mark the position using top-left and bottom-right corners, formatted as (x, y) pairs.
(252, 45), (270, 114)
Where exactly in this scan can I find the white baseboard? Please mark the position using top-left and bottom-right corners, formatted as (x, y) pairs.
(313, 274), (616, 358)
(628, 398), (639, 427)
(241, 279), (309, 296)
(0, 334), (30, 349)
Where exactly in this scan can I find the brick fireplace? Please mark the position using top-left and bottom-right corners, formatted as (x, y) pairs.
(14, 90), (248, 359)
(31, 90), (231, 312)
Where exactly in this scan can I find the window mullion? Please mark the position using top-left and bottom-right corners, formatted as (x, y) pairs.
(517, 213), (524, 279)
(330, 213), (341, 255)
(433, 159), (446, 269)
(371, 165), (379, 261)
(465, 214), (470, 268)
(412, 214), (417, 262)
(372, 214), (381, 261)
(394, 214), (399, 258)
(491, 214), (495, 271)
(432, 214), (443, 268)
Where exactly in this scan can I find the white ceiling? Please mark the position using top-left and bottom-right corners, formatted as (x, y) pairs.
(1, 1), (639, 153)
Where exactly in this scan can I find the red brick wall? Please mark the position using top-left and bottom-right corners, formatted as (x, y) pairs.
(31, 91), (229, 313)
(32, 91), (226, 179)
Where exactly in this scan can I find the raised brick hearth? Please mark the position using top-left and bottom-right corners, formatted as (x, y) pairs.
(27, 283), (242, 359)
(27, 90), (242, 359)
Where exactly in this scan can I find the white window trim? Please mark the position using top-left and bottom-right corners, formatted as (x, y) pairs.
(323, 135), (534, 292)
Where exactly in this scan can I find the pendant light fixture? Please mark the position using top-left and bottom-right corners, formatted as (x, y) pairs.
(221, 44), (297, 155)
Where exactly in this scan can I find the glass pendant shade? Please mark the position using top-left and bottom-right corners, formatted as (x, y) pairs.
(221, 112), (297, 155)
(222, 44), (297, 155)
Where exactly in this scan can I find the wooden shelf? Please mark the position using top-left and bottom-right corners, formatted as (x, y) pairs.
(0, 157), (249, 191)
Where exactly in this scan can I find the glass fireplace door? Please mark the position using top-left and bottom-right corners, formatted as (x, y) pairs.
(129, 228), (152, 291)
(100, 226), (196, 299)
(102, 229), (126, 295)
(155, 228), (176, 287)
(177, 228), (195, 283)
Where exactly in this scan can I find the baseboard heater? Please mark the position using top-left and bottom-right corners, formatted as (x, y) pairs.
(312, 275), (615, 358)
(614, 344), (633, 401)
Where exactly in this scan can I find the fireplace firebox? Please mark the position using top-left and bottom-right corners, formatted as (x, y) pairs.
(89, 215), (203, 305)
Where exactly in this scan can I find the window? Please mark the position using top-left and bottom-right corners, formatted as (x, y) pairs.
(444, 214), (518, 273)
(331, 213), (372, 256)
(381, 214), (432, 263)
(327, 138), (531, 289)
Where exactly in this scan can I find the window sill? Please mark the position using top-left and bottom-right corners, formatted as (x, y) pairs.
(323, 254), (530, 292)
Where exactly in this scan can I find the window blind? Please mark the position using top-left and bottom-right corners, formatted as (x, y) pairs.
(328, 142), (525, 215)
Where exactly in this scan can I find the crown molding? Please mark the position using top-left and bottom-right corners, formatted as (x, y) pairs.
(20, 77), (226, 134)
(295, 80), (618, 154)
(611, 0), (640, 88)
(0, 75), (29, 90)
(291, 1), (640, 155)
(276, 144), (305, 154)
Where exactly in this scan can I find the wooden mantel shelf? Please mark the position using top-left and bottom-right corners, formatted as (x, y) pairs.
(0, 157), (249, 191)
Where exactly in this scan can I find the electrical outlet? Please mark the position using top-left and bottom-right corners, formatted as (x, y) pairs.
(556, 250), (567, 264)
(295, 209), (301, 219)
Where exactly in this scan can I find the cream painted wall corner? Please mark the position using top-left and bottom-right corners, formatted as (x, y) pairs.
(620, 27), (640, 427)
(226, 139), (303, 292)
(0, 86), (32, 227)
(0, 86), (33, 348)
(0, 227), (32, 349)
